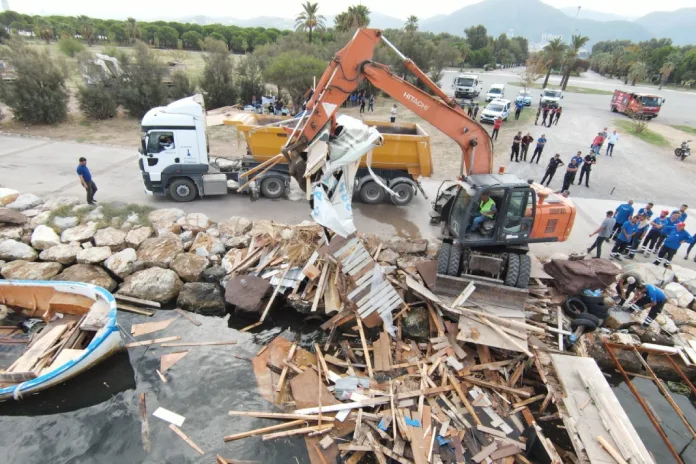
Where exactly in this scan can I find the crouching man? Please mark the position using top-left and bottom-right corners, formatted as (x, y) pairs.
(630, 283), (667, 328)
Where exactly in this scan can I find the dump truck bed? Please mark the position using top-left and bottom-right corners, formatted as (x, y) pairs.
(224, 113), (433, 178)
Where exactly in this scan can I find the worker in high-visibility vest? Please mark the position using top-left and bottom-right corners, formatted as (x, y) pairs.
(471, 192), (497, 232)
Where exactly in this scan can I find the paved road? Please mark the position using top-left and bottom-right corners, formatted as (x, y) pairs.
(3, 133), (696, 271)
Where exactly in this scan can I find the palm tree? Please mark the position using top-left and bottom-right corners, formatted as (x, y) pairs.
(347, 5), (371, 28)
(78, 16), (95, 46)
(659, 62), (675, 89)
(295, 1), (325, 44)
(35, 20), (54, 44)
(560, 34), (589, 90)
(458, 42), (471, 70)
(125, 17), (141, 43)
(628, 61), (648, 86)
(541, 38), (566, 88)
(405, 15), (419, 33)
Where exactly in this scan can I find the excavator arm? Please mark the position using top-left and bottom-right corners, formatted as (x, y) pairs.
(283, 28), (494, 177)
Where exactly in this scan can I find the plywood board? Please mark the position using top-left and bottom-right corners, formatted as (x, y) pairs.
(160, 351), (189, 373)
(456, 313), (528, 353)
(528, 253), (553, 280)
(131, 318), (176, 337)
(43, 348), (84, 374)
(9, 324), (69, 373)
(550, 354), (654, 464)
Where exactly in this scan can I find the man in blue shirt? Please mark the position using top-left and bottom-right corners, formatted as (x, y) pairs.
(672, 204), (688, 223)
(514, 100), (524, 120)
(627, 213), (650, 259)
(653, 222), (692, 267)
(653, 211), (682, 255)
(631, 283), (667, 328)
(530, 134), (547, 164)
(637, 203), (654, 219)
(611, 200), (634, 239)
(76, 157), (97, 205)
(609, 216), (639, 261)
(640, 210), (669, 256)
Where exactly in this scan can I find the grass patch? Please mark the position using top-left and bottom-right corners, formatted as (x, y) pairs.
(46, 201), (154, 231)
(615, 120), (669, 147)
(671, 125), (696, 135)
(509, 82), (613, 95)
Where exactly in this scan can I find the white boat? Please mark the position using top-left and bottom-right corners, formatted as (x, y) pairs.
(0, 280), (122, 401)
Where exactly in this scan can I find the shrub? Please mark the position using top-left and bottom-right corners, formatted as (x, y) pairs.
(117, 41), (167, 118)
(199, 37), (237, 109)
(2, 38), (69, 124)
(168, 71), (195, 101)
(236, 56), (264, 106)
(77, 82), (119, 119)
(58, 36), (85, 57)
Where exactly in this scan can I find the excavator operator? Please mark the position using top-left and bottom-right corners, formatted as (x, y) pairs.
(471, 192), (496, 232)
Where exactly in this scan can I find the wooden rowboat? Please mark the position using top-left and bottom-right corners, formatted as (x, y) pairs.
(0, 280), (122, 401)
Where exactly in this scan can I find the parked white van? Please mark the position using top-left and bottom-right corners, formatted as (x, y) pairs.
(485, 84), (505, 102)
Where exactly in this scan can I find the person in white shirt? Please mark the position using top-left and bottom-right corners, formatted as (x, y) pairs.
(606, 130), (619, 156)
(390, 104), (397, 123)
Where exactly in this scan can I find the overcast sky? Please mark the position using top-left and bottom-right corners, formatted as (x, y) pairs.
(7, 0), (693, 21)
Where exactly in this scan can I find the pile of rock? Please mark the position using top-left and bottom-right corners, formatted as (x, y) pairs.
(0, 189), (437, 320)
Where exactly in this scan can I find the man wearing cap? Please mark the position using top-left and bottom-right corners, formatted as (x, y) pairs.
(609, 215), (639, 261)
(614, 274), (640, 306)
(76, 157), (97, 206)
(587, 210), (615, 259)
(611, 200), (634, 240)
(630, 283), (667, 328)
(653, 222), (693, 267)
(640, 210), (670, 255)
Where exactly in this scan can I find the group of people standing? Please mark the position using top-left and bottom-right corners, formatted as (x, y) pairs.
(535, 104), (562, 127)
(590, 127), (619, 156)
(509, 131), (542, 162)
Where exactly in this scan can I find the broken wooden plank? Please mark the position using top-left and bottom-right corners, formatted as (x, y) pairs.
(131, 318), (175, 337)
(261, 424), (333, 440)
(227, 411), (334, 422)
(174, 308), (202, 326)
(472, 442), (498, 463)
(117, 303), (155, 316)
(115, 294), (161, 308)
(223, 419), (306, 442)
(160, 340), (237, 347)
(356, 317), (374, 379)
(462, 376), (531, 398)
(160, 351), (188, 373)
(169, 424), (204, 455)
(124, 336), (181, 348)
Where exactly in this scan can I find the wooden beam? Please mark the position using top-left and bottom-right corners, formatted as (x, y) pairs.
(124, 336), (180, 348)
(115, 294), (161, 308)
(174, 308), (202, 326)
(117, 303), (155, 316)
(160, 341), (237, 347)
(462, 376), (531, 398)
(169, 424), (204, 455)
(227, 411), (333, 421)
(356, 317), (374, 379)
(261, 424), (333, 441)
(223, 419), (307, 442)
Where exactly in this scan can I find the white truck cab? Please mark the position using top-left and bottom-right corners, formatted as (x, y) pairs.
(540, 88), (563, 107)
(485, 84), (505, 102)
(452, 74), (481, 99)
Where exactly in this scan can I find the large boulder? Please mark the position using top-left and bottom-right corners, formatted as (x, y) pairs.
(6, 193), (42, 211)
(42, 196), (80, 211)
(30, 211), (52, 228)
(137, 236), (184, 268)
(663, 303), (696, 327)
(52, 216), (80, 231)
(218, 216), (252, 237)
(177, 213), (212, 233)
(177, 282), (226, 317)
(202, 265), (225, 284)
(225, 276), (270, 315)
(622, 262), (674, 286)
(0, 239), (38, 261)
(377, 248), (400, 265)
(0, 208), (27, 225)
(385, 238), (428, 254)
(39, 244), (82, 265)
(224, 235), (251, 249)
(604, 307), (642, 330)
(61, 223), (97, 243)
(1, 260), (62, 280)
(104, 248), (137, 279)
(663, 282), (694, 308)
(85, 206), (104, 223)
(52, 264), (117, 292)
(578, 332), (642, 372)
(670, 264), (696, 284)
(76, 246), (112, 264)
(148, 208), (185, 229)
(221, 248), (244, 274)
(93, 227), (127, 251)
(31, 225), (61, 251)
(0, 226), (23, 240)
(0, 188), (19, 206)
(125, 227), (153, 248)
(118, 267), (182, 304)
(682, 280), (696, 297)
(169, 253), (210, 282)
(190, 232), (225, 257)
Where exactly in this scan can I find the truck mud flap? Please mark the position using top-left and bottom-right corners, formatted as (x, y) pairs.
(434, 273), (528, 311)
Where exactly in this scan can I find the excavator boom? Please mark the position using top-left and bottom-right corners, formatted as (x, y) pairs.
(284, 28), (494, 176)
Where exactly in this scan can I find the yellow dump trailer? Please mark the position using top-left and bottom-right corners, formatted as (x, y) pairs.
(224, 113), (432, 205)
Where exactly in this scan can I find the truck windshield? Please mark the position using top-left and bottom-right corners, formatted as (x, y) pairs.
(544, 90), (561, 98)
(489, 88), (502, 94)
(640, 96), (662, 107)
(457, 77), (475, 87)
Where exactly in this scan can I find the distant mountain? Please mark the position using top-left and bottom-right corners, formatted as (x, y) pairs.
(559, 7), (636, 22)
(633, 8), (696, 46)
(419, 0), (652, 45)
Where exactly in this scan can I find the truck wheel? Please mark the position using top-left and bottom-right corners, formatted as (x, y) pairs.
(169, 178), (198, 202)
(448, 243), (462, 276)
(504, 254), (520, 287)
(611, 106), (618, 113)
(516, 254), (531, 288)
(260, 177), (285, 199)
(359, 181), (385, 204)
(390, 184), (414, 206)
(437, 243), (451, 275)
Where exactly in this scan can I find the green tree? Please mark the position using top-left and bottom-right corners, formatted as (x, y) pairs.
(199, 37), (237, 109)
(117, 41), (167, 118)
(181, 31), (203, 50)
(109, 24), (128, 45)
(264, 51), (326, 105)
(57, 36), (85, 57)
(464, 25), (488, 51)
(295, 1), (325, 44)
(541, 37), (566, 88)
(125, 17), (141, 43)
(347, 5), (371, 28)
(141, 25), (159, 45)
(209, 31), (226, 43)
(77, 82), (119, 119)
(156, 26), (179, 49)
(560, 34), (589, 90)
(34, 20), (54, 44)
(236, 55), (265, 106)
(2, 38), (69, 124)
(78, 15), (95, 45)
(628, 61), (648, 86)
(168, 71), (195, 101)
(659, 62), (675, 89)
(404, 15), (418, 33)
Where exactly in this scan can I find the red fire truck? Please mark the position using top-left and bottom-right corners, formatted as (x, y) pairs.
(610, 90), (664, 120)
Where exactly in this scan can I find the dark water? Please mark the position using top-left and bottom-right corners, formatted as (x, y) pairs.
(2, 308), (695, 464)
(0, 310), (318, 464)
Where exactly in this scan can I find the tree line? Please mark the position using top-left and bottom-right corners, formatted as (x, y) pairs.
(589, 38), (696, 88)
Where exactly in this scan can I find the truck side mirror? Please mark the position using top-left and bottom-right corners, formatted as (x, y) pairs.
(561, 96), (564, 99)
(141, 137), (147, 154)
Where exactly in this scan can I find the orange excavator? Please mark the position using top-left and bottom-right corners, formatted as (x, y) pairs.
(283, 28), (575, 289)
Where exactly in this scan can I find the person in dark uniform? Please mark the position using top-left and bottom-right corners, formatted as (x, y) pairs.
(510, 131), (522, 162)
(569, 152), (583, 185)
(614, 274), (639, 306)
(577, 152), (597, 187)
(467, 102), (474, 117)
(540, 154), (564, 186)
(541, 105), (550, 126)
(609, 215), (639, 261)
(554, 106), (562, 125)
(561, 158), (579, 192)
(520, 132), (533, 161)
(534, 105), (542, 125)
(473, 103), (480, 119)
(653, 222), (692, 268)
(530, 134), (547, 163)
(640, 210), (669, 256)
(627, 213), (650, 259)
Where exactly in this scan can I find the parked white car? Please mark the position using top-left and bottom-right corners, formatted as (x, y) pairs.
(480, 99), (511, 123)
(485, 84), (505, 102)
(540, 88), (563, 107)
